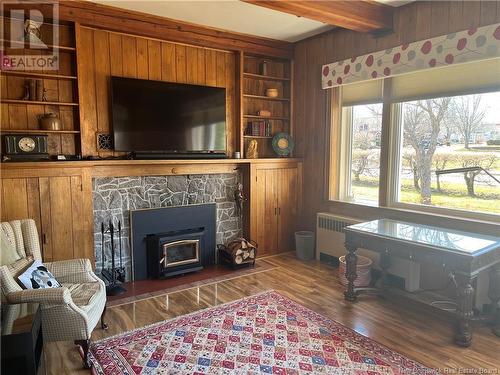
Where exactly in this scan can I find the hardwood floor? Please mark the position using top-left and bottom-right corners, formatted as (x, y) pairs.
(45, 253), (500, 374)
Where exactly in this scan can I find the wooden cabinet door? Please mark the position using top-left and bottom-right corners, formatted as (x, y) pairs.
(277, 167), (299, 253)
(253, 168), (278, 255)
(0, 177), (43, 244)
(1, 170), (93, 263)
(39, 175), (93, 262)
(250, 163), (302, 257)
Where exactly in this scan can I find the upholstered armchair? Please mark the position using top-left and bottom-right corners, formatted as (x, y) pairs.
(0, 219), (107, 368)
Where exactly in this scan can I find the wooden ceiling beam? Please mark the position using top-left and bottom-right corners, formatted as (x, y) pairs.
(241, 0), (394, 33)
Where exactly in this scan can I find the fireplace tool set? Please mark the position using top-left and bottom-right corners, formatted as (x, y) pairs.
(100, 220), (127, 296)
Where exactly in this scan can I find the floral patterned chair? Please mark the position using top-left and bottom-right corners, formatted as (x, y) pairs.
(0, 219), (107, 368)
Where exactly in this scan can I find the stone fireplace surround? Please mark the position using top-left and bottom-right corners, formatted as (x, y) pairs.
(92, 173), (241, 281)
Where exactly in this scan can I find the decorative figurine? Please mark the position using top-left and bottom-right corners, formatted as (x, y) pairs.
(24, 19), (44, 45)
(246, 139), (258, 159)
(42, 87), (48, 102)
(234, 183), (245, 215)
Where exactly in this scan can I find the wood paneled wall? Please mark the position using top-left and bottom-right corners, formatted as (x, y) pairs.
(77, 26), (237, 157)
(293, 1), (500, 233)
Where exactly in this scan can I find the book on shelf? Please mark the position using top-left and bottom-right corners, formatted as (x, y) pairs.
(245, 121), (272, 137)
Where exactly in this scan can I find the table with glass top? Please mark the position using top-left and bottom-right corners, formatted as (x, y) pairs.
(343, 219), (500, 347)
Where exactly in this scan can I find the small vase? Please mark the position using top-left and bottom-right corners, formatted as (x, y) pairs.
(265, 88), (278, 98)
(38, 113), (62, 130)
(259, 60), (268, 76)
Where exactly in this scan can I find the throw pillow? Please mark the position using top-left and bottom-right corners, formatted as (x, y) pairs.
(18, 260), (61, 289)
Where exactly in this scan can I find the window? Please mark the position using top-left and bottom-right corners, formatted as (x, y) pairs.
(340, 103), (383, 205)
(331, 58), (500, 221)
(395, 91), (500, 215)
(336, 79), (384, 205)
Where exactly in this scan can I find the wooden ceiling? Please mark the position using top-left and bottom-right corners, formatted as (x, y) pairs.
(241, 0), (394, 33)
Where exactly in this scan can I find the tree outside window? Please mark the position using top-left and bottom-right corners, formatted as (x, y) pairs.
(398, 91), (500, 215)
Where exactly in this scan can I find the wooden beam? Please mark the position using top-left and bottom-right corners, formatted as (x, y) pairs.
(1, 0), (293, 58)
(241, 0), (393, 33)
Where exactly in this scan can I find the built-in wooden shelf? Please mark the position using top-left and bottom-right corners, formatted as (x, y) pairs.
(1, 71), (78, 80)
(1, 129), (80, 134)
(243, 135), (273, 139)
(240, 52), (293, 158)
(243, 94), (290, 102)
(243, 73), (290, 82)
(1, 99), (79, 106)
(243, 115), (289, 121)
(0, 39), (76, 52)
(1, 18), (80, 158)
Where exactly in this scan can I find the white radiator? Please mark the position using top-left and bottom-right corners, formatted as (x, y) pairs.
(316, 212), (421, 292)
(316, 213), (361, 259)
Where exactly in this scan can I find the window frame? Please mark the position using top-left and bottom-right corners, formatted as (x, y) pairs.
(386, 97), (500, 223)
(338, 106), (354, 203)
(338, 103), (383, 206)
(330, 79), (500, 224)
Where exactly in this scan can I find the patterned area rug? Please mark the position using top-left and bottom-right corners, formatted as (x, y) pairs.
(89, 291), (435, 374)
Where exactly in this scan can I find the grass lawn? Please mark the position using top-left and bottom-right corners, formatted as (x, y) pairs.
(352, 177), (500, 215)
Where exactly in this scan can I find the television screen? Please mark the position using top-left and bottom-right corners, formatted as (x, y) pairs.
(111, 77), (226, 153)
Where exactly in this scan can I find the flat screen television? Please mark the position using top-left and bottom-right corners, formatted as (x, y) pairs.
(111, 77), (226, 156)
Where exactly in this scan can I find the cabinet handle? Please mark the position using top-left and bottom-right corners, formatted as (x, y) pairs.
(42, 234), (47, 244)
(278, 207), (281, 215)
(274, 207), (277, 215)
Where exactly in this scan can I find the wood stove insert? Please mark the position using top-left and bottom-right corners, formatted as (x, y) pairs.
(147, 228), (205, 278)
(130, 204), (216, 281)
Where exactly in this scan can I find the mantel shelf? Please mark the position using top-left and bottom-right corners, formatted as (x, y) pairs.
(0, 71), (78, 80)
(0, 158), (303, 172)
(243, 115), (289, 121)
(1, 129), (80, 134)
(243, 94), (290, 102)
(243, 73), (290, 82)
(1, 99), (79, 106)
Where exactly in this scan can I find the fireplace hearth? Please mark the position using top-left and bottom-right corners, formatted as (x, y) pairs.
(131, 203), (216, 280)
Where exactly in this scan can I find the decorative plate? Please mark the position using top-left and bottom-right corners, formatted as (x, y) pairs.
(272, 132), (294, 157)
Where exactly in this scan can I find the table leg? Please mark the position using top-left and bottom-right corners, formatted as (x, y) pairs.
(455, 274), (475, 347)
(344, 244), (358, 302)
(487, 264), (500, 337)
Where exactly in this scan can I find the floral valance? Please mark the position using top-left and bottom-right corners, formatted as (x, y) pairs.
(321, 23), (500, 89)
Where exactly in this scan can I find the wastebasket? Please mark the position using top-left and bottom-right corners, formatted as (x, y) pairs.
(295, 231), (315, 260)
